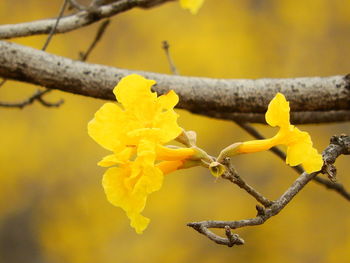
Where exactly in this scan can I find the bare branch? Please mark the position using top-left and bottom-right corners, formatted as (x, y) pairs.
(236, 122), (350, 201)
(0, 89), (63, 109)
(162, 40), (179, 75)
(0, 0), (173, 39)
(0, 0), (69, 109)
(221, 158), (273, 207)
(42, 0), (70, 50)
(0, 41), (350, 123)
(79, 19), (110, 61)
(188, 170), (318, 247)
(68, 0), (87, 10)
(188, 136), (350, 247)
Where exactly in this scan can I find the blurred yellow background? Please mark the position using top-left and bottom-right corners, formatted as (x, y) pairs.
(0, 0), (350, 262)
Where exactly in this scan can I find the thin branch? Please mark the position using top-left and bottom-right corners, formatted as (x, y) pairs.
(188, 136), (350, 246)
(0, 78), (6, 88)
(221, 158), (273, 207)
(79, 19), (110, 61)
(0, 0), (69, 109)
(236, 122), (350, 201)
(188, 170), (318, 247)
(0, 0), (173, 39)
(42, 0), (69, 51)
(68, 0), (87, 10)
(1, 41), (350, 124)
(162, 41), (179, 75)
(0, 89), (63, 108)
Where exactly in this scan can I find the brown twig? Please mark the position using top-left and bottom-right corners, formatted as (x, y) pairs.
(79, 19), (110, 61)
(221, 158), (273, 207)
(0, 0), (173, 39)
(0, 89), (63, 109)
(162, 41), (179, 75)
(42, 0), (69, 51)
(68, 0), (86, 10)
(188, 136), (350, 247)
(0, 0), (69, 109)
(236, 122), (350, 201)
(0, 78), (6, 88)
(188, 170), (318, 247)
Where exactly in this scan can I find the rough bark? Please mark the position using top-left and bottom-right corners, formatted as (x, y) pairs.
(1, 40), (350, 124)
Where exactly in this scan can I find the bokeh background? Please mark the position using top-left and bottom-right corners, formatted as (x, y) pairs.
(0, 0), (350, 262)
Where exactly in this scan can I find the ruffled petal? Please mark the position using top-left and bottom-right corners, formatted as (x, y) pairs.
(265, 93), (290, 128)
(103, 166), (151, 233)
(152, 110), (182, 143)
(114, 74), (157, 110)
(157, 90), (179, 110)
(302, 148), (324, 173)
(88, 103), (126, 151)
(284, 127), (313, 166)
(98, 148), (135, 167)
(102, 166), (130, 210)
(133, 165), (164, 195)
(127, 212), (150, 234)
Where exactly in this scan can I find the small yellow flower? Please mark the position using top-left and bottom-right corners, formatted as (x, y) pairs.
(88, 74), (194, 233)
(179, 0), (204, 14)
(237, 93), (323, 173)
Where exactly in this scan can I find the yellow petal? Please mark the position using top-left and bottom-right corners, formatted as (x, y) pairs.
(265, 93), (290, 128)
(156, 145), (195, 161)
(302, 148), (323, 173)
(152, 110), (182, 143)
(179, 0), (204, 14)
(98, 148), (135, 167)
(88, 103), (126, 151)
(114, 74), (157, 110)
(103, 166), (150, 233)
(127, 212), (150, 234)
(238, 137), (278, 153)
(102, 166), (130, 209)
(156, 160), (184, 174)
(285, 130), (312, 166)
(157, 90), (179, 110)
(133, 165), (164, 195)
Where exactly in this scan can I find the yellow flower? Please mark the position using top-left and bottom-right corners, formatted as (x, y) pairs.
(88, 74), (194, 233)
(237, 93), (323, 173)
(179, 0), (204, 14)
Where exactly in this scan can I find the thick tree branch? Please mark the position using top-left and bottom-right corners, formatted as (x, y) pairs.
(0, 0), (173, 39)
(0, 41), (350, 124)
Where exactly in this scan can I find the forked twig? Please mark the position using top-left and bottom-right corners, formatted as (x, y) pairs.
(0, 0), (69, 109)
(188, 135), (350, 247)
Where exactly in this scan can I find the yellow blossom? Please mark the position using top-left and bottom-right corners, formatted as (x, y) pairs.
(88, 74), (195, 233)
(179, 0), (204, 14)
(237, 93), (323, 173)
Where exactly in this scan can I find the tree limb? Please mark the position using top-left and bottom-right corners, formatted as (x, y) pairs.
(0, 0), (173, 39)
(0, 41), (350, 124)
